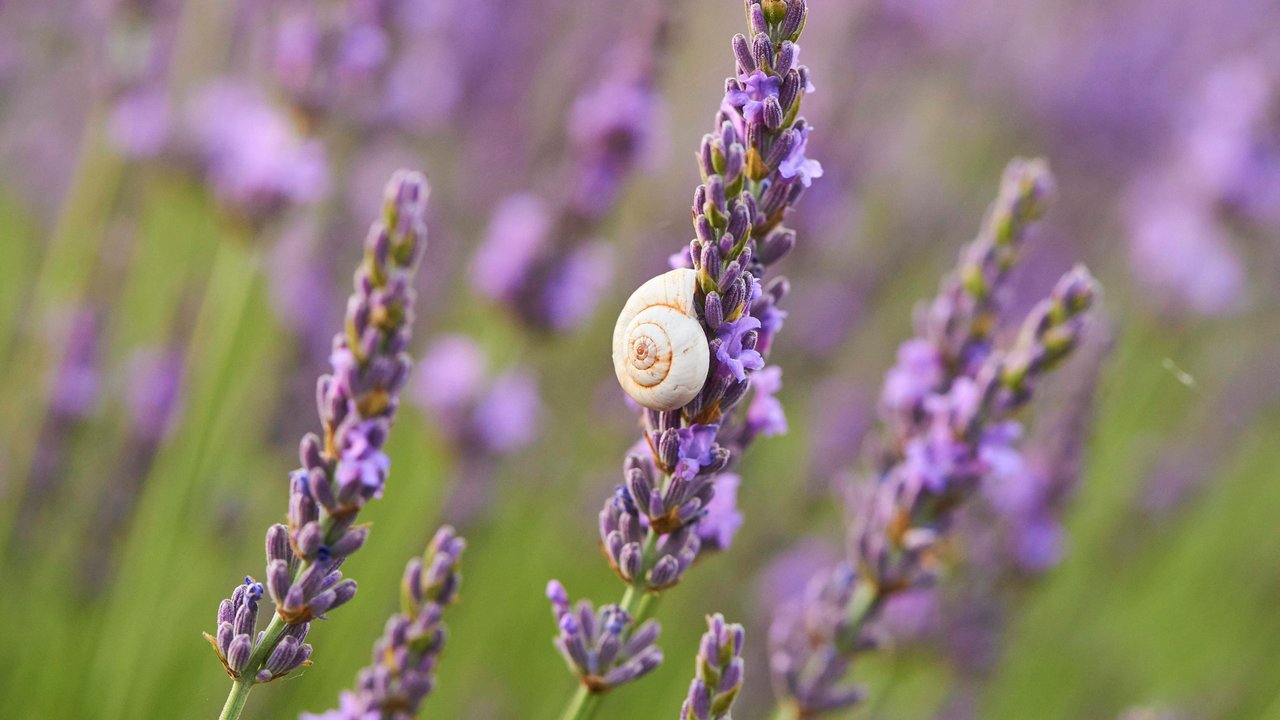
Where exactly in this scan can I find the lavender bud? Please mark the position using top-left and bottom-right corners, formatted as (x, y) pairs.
(266, 560), (292, 605)
(300, 433), (325, 470)
(766, 129), (797, 171)
(751, 32), (774, 71)
(758, 229), (796, 265)
(704, 292), (725, 330)
(265, 524), (291, 564)
(781, 0), (806, 39)
(748, 3), (768, 35)
(779, 71), (801, 113)
(295, 522), (323, 559)
(775, 42), (797, 77)
(226, 635), (252, 674)
(731, 34), (756, 74)
(328, 525), (369, 558)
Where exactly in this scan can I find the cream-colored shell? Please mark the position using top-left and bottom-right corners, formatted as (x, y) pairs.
(612, 268), (710, 411)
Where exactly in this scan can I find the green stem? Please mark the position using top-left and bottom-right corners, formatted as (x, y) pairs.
(559, 685), (603, 720)
(769, 706), (797, 720)
(217, 678), (254, 720)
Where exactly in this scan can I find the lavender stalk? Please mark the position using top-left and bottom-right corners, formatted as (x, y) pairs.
(680, 614), (746, 720)
(553, 1), (819, 718)
(768, 161), (1101, 718)
(207, 170), (430, 720)
(300, 526), (465, 720)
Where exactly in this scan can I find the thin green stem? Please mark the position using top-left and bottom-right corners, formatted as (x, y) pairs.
(217, 678), (254, 720)
(559, 685), (604, 720)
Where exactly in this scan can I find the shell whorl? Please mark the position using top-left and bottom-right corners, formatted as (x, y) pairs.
(612, 268), (710, 411)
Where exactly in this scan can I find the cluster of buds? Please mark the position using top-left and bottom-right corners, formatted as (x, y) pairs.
(547, 581), (664, 692)
(768, 564), (865, 713)
(882, 158), (1055, 447)
(207, 577), (313, 683)
(600, 485), (702, 591)
(679, 614), (746, 720)
(207, 170), (429, 684)
(769, 160), (1100, 717)
(303, 527), (466, 719)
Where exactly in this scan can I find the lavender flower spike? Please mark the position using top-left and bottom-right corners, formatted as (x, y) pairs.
(767, 162), (1101, 718)
(559, 3), (817, 718)
(208, 170), (430, 720)
(680, 614), (746, 720)
(302, 526), (465, 720)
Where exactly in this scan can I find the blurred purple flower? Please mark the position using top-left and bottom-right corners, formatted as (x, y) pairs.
(746, 366), (787, 438)
(881, 338), (944, 416)
(188, 79), (328, 213)
(696, 473), (743, 551)
(108, 86), (170, 159)
(543, 241), (615, 333)
(755, 538), (841, 613)
(414, 335), (488, 419)
(1127, 184), (1246, 316)
(469, 193), (551, 303)
(472, 369), (542, 454)
(48, 309), (101, 419)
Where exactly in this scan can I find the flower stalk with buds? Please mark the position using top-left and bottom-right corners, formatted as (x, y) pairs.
(206, 170), (429, 720)
(768, 160), (1101, 718)
(552, 2), (818, 718)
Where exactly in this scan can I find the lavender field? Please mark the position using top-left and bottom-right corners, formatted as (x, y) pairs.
(1, 1), (1278, 719)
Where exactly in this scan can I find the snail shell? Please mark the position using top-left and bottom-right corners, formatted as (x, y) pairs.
(612, 268), (711, 411)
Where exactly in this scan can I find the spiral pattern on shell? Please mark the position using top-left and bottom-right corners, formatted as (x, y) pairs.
(612, 268), (711, 411)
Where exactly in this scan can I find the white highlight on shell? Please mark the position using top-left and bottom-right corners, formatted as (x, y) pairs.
(611, 268), (711, 411)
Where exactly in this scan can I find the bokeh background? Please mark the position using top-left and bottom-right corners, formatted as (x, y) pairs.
(1, 0), (1278, 718)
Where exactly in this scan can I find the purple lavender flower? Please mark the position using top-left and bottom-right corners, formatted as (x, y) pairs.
(679, 614), (745, 720)
(472, 369), (542, 454)
(555, 3), (819, 716)
(188, 79), (328, 218)
(207, 171), (429, 716)
(716, 315), (765, 382)
(768, 161), (1100, 718)
(410, 335), (543, 457)
(547, 580), (663, 692)
(1126, 181), (1246, 316)
(777, 123), (822, 187)
(543, 241), (616, 333)
(724, 70), (782, 124)
(695, 474), (744, 552)
(302, 526), (465, 719)
(745, 366), (787, 439)
(470, 193), (553, 306)
(674, 424), (723, 481)
(880, 158), (1056, 447)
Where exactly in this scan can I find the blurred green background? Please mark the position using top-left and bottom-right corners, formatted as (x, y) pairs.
(1, 0), (1278, 719)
